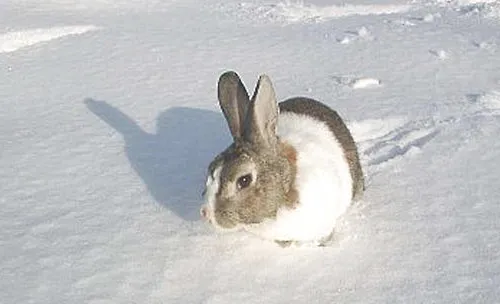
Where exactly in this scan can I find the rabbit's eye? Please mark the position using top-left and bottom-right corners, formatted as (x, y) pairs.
(237, 174), (252, 190)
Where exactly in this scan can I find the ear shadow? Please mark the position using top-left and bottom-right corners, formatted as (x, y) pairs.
(85, 98), (230, 221)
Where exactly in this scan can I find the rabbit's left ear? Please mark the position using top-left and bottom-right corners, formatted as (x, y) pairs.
(218, 71), (250, 140)
(243, 74), (279, 149)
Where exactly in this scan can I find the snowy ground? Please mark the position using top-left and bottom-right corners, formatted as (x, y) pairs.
(1, 0), (500, 302)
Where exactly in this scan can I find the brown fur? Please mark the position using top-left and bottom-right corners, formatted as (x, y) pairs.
(279, 141), (299, 208)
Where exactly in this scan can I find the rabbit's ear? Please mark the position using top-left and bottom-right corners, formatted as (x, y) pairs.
(243, 74), (279, 149)
(218, 71), (250, 139)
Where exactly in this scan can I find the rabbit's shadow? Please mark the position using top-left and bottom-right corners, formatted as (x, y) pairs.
(85, 98), (230, 221)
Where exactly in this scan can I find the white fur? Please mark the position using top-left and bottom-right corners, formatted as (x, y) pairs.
(245, 112), (353, 242)
(202, 165), (223, 228)
(203, 164), (242, 232)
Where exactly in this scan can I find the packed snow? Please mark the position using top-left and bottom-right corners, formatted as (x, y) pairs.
(1, 0), (500, 303)
(0, 26), (99, 53)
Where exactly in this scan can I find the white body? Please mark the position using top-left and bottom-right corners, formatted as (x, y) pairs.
(245, 112), (353, 242)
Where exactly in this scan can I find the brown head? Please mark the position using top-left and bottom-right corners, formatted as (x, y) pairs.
(201, 71), (297, 230)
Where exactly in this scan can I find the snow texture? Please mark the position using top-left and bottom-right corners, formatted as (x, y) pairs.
(0, 26), (99, 53)
(1, 0), (500, 303)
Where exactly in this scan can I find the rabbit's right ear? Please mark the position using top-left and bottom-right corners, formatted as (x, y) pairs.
(217, 71), (250, 139)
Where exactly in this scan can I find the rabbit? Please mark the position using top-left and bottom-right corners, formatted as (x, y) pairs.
(200, 71), (364, 246)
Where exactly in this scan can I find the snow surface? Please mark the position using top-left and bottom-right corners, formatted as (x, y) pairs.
(0, 26), (99, 54)
(1, 0), (500, 302)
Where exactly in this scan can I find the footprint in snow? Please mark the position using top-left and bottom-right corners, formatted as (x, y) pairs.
(337, 26), (373, 44)
(333, 75), (382, 89)
(386, 19), (416, 27)
(466, 90), (500, 113)
(412, 13), (442, 23)
(350, 90), (500, 180)
(363, 125), (439, 167)
(349, 118), (439, 174)
(472, 40), (497, 53)
(350, 78), (382, 89)
(429, 49), (449, 59)
(385, 13), (441, 28)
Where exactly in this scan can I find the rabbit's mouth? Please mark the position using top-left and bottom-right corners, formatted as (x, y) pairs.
(200, 204), (240, 231)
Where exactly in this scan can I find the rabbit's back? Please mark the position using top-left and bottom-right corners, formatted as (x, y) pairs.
(279, 98), (364, 199)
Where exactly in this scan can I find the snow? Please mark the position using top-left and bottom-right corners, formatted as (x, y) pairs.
(0, 26), (99, 53)
(1, 0), (500, 302)
(229, 1), (413, 23)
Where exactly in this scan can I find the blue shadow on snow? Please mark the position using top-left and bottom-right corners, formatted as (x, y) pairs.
(84, 98), (230, 221)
